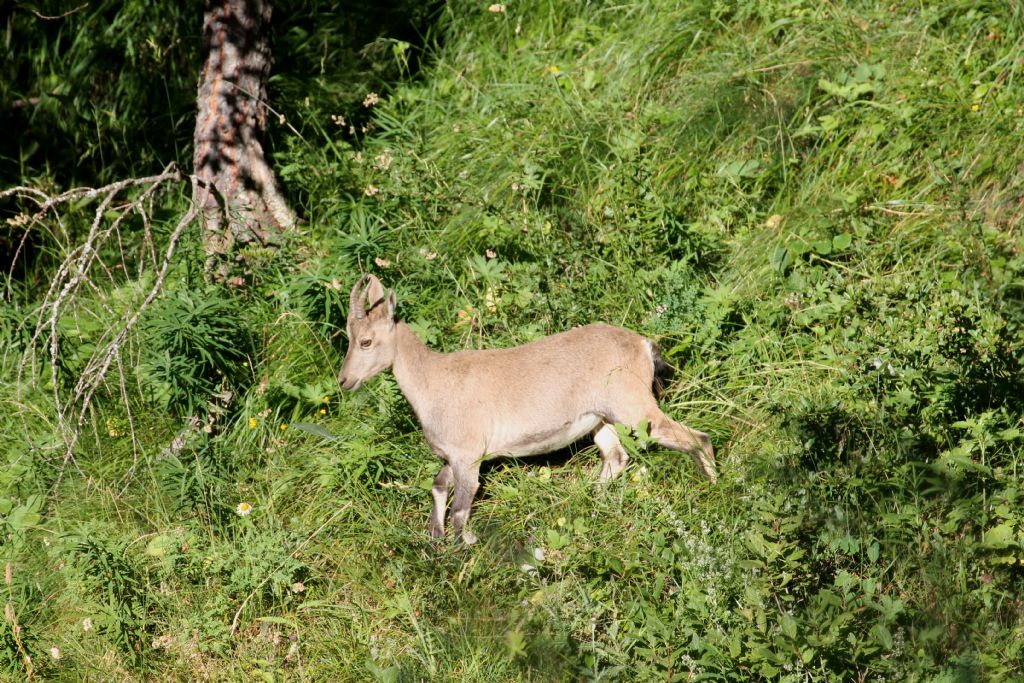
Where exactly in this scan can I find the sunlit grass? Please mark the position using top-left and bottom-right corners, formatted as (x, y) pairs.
(3, 0), (1024, 680)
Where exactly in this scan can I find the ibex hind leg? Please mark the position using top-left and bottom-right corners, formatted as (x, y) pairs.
(648, 412), (718, 483)
(429, 464), (453, 539)
(609, 393), (718, 483)
(448, 459), (481, 544)
(593, 423), (629, 482)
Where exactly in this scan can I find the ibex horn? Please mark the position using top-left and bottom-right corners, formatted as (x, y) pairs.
(349, 275), (370, 320)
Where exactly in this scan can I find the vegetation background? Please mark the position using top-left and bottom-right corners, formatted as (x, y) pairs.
(2, 0), (1023, 680)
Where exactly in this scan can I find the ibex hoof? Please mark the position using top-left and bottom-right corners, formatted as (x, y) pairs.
(461, 529), (478, 545)
(429, 524), (444, 539)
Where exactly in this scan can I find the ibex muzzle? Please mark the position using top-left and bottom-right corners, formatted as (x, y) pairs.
(339, 275), (717, 544)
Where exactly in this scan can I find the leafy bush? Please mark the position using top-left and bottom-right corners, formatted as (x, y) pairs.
(138, 287), (254, 416)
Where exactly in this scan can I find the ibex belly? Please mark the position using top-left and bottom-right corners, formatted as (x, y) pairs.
(487, 412), (603, 459)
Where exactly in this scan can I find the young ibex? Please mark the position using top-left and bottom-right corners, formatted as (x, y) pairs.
(339, 275), (717, 543)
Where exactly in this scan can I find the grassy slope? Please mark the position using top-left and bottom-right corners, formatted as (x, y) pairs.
(3, 0), (1024, 680)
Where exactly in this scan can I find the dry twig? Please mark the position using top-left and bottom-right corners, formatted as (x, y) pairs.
(4, 164), (199, 481)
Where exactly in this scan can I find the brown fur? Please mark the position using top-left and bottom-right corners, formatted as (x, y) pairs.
(339, 275), (717, 543)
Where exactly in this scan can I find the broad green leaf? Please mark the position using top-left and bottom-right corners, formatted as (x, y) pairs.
(780, 613), (798, 639)
(291, 422), (339, 441)
(871, 623), (893, 650)
(716, 159), (761, 180)
(546, 528), (568, 550)
(6, 507), (41, 530)
(770, 246), (791, 273)
(145, 534), (177, 558)
(832, 232), (852, 251)
(982, 522), (1017, 550)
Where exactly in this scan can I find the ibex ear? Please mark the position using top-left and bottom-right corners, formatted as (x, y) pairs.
(365, 275), (386, 306)
(386, 289), (397, 327)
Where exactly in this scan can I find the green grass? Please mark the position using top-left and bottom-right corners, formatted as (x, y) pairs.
(3, 0), (1024, 680)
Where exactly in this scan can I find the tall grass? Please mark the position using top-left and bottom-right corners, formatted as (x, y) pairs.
(3, 0), (1023, 680)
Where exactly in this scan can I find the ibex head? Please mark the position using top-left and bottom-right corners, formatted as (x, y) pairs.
(338, 274), (397, 391)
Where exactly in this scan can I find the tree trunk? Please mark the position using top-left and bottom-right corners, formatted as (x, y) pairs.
(193, 0), (295, 279)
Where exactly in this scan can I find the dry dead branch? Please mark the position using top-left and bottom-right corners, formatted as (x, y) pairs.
(2, 164), (200, 482)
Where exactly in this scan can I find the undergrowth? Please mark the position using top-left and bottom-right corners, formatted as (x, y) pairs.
(3, 0), (1024, 680)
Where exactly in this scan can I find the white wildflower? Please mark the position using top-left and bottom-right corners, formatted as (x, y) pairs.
(374, 149), (393, 171)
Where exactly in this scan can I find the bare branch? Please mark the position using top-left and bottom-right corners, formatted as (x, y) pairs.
(21, 3), (89, 21)
(55, 177), (200, 485)
(7, 164), (202, 483)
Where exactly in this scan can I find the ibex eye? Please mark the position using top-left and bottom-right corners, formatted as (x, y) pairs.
(359, 338), (372, 349)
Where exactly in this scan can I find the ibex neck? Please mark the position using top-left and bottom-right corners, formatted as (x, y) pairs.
(391, 322), (437, 412)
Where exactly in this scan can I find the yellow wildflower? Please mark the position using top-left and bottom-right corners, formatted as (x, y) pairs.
(248, 417), (258, 429)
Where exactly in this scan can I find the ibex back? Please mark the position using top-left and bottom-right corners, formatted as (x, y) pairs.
(339, 275), (717, 544)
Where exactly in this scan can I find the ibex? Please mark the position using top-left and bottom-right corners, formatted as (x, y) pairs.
(339, 275), (717, 543)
